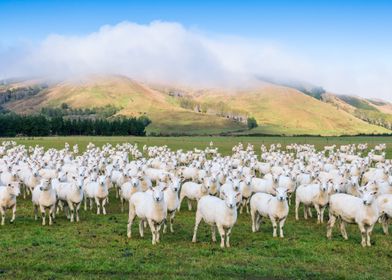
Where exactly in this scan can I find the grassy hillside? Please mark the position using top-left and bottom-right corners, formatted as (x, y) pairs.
(2, 76), (391, 136)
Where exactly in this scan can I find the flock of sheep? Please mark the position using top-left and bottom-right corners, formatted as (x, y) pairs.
(0, 140), (391, 248)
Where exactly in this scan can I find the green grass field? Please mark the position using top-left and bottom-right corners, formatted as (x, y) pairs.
(1, 136), (392, 279)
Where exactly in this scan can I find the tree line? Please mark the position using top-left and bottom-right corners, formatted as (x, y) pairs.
(0, 113), (151, 137)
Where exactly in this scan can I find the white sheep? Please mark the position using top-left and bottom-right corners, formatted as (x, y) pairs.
(55, 176), (84, 222)
(0, 182), (20, 225)
(127, 184), (168, 245)
(32, 179), (57, 226)
(84, 175), (109, 215)
(295, 180), (332, 223)
(163, 176), (181, 233)
(376, 194), (392, 235)
(178, 181), (209, 211)
(327, 190), (379, 247)
(119, 176), (142, 212)
(250, 187), (289, 237)
(192, 191), (240, 248)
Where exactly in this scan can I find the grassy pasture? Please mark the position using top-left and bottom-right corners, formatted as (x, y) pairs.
(0, 136), (392, 279)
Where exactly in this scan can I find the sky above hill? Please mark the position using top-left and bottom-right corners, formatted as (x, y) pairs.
(1, 0), (391, 101)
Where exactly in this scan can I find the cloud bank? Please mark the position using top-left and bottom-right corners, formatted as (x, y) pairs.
(0, 21), (391, 101)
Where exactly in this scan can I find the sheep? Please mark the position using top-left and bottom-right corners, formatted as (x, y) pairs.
(239, 176), (253, 214)
(295, 179), (332, 223)
(377, 194), (392, 235)
(84, 175), (109, 215)
(250, 187), (289, 237)
(32, 179), (57, 226)
(251, 173), (277, 195)
(178, 181), (210, 211)
(192, 191), (241, 248)
(119, 176), (142, 212)
(327, 190), (379, 247)
(0, 182), (20, 225)
(127, 184), (168, 245)
(163, 176), (181, 233)
(55, 176), (84, 222)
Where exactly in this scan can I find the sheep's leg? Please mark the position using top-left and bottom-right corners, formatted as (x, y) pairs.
(338, 220), (347, 240)
(84, 196), (87, 211)
(139, 219), (144, 237)
(211, 225), (217, 242)
(49, 206), (54, 225)
(120, 197), (124, 213)
(327, 214), (337, 239)
(314, 204), (321, 224)
(251, 208), (257, 232)
(75, 203), (81, 222)
(271, 217), (278, 237)
(295, 200), (300, 220)
(226, 227), (232, 247)
(217, 224), (226, 248)
(147, 219), (156, 245)
(34, 205), (38, 220)
(127, 201), (136, 238)
(156, 223), (162, 243)
(40, 206), (46, 226)
(102, 198), (107, 215)
(68, 201), (75, 222)
(279, 218), (287, 238)
(308, 207), (313, 218)
(187, 199), (192, 211)
(246, 198), (250, 214)
(95, 197), (101, 215)
(256, 214), (262, 232)
(192, 211), (202, 243)
(382, 217), (389, 235)
(0, 207), (5, 226)
(304, 206), (308, 220)
(169, 211), (175, 233)
(10, 204), (16, 223)
(366, 225), (374, 247)
(89, 198), (93, 210)
(358, 223), (367, 247)
(178, 193), (185, 212)
(320, 206), (326, 224)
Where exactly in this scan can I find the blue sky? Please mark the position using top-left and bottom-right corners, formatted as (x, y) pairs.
(1, 0), (391, 100)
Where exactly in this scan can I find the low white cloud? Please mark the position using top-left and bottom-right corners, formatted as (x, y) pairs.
(0, 21), (391, 101)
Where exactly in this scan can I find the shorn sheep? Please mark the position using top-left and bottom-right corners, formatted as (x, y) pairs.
(32, 179), (57, 226)
(0, 182), (20, 225)
(192, 191), (241, 248)
(127, 184), (168, 245)
(250, 187), (289, 237)
(327, 189), (379, 247)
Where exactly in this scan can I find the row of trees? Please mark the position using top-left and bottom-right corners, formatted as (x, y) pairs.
(40, 103), (120, 118)
(0, 113), (151, 137)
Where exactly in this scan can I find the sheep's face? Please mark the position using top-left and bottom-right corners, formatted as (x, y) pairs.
(170, 178), (180, 192)
(76, 177), (84, 190)
(58, 172), (67, 182)
(244, 176), (252, 186)
(39, 179), (51, 191)
(152, 185), (167, 202)
(131, 177), (140, 188)
(362, 190), (377, 206)
(98, 176), (107, 186)
(7, 182), (20, 196)
(275, 187), (288, 202)
(232, 179), (241, 192)
(223, 191), (239, 209)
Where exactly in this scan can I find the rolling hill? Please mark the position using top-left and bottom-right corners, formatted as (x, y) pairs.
(0, 75), (391, 136)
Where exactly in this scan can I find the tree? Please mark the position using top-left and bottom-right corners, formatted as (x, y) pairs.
(247, 117), (258, 129)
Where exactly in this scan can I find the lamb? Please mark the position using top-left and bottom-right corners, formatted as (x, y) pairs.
(32, 179), (57, 226)
(0, 182), (20, 225)
(327, 190), (379, 247)
(250, 187), (289, 237)
(295, 179), (332, 223)
(163, 176), (181, 233)
(55, 176), (84, 222)
(127, 184), (168, 245)
(192, 191), (241, 248)
(84, 175), (109, 215)
(178, 181), (210, 211)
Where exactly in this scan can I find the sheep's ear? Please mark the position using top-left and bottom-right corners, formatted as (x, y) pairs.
(221, 191), (226, 197)
(161, 186), (168, 192)
(372, 191), (378, 196)
(235, 192), (241, 198)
